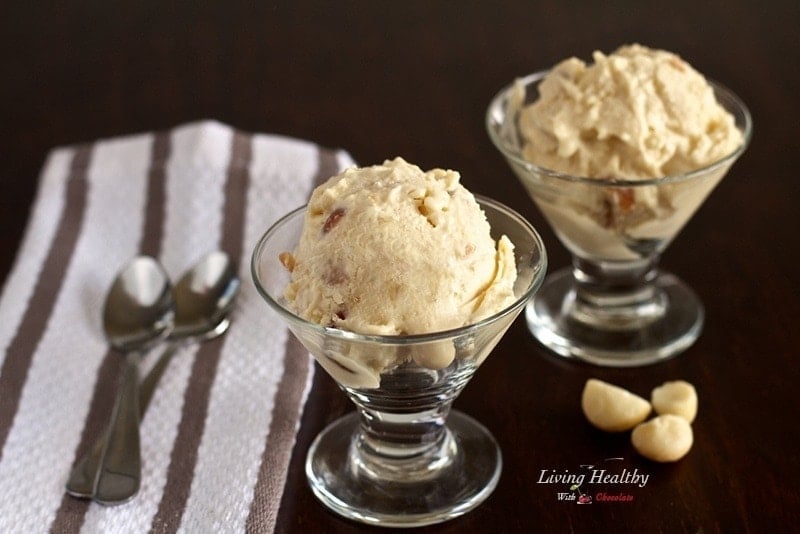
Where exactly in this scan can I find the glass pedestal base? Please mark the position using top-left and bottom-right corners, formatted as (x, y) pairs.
(305, 410), (501, 527)
(527, 267), (703, 366)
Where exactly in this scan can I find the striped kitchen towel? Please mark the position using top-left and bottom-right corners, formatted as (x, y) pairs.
(0, 120), (354, 533)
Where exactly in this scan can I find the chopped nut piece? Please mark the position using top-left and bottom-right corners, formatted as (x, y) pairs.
(613, 188), (635, 212)
(668, 55), (687, 72)
(322, 207), (346, 234)
(278, 252), (295, 272)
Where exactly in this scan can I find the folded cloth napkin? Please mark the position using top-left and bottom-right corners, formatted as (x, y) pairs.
(0, 120), (354, 533)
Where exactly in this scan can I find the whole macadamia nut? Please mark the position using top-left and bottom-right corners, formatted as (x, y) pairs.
(651, 380), (698, 422)
(631, 414), (694, 462)
(581, 379), (651, 432)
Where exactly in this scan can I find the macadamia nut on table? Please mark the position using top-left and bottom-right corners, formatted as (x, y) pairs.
(631, 414), (694, 462)
(581, 378), (651, 432)
(651, 380), (698, 422)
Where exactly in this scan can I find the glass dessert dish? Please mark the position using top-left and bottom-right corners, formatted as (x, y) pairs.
(251, 196), (546, 527)
(487, 71), (752, 367)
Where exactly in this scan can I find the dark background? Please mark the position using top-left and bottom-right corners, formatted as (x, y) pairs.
(2, 2), (798, 531)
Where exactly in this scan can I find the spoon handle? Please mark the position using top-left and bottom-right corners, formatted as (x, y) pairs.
(139, 343), (178, 418)
(65, 344), (176, 500)
(65, 316), (233, 501)
(65, 427), (109, 498)
(65, 354), (141, 499)
(93, 353), (142, 505)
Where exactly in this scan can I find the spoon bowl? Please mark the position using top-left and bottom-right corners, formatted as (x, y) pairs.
(137, 251), (240, 418)
(172, 251), (240, 339)
(103, 256), (174, 351)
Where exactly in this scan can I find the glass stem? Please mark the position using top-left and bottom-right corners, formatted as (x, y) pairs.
(344, 368), (466, 482)
(570, 255), (666, 331)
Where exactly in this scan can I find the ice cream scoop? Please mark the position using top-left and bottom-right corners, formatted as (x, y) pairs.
(278, 158), (518, 385)
(518, 43), (742, 181)
(282, 158), (517, 336)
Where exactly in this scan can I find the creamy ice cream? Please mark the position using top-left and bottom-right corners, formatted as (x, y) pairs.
(519, 44), (741, 180)
(279, 157), (517, 386)
(512, 44), (745, 260)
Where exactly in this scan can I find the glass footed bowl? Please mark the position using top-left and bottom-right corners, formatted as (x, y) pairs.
(251, 196), (546, 527)
(487, 70), (752, 367)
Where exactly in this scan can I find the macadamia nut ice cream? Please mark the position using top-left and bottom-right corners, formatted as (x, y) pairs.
(508, 44), (747, 260)
(519, 43), (742, 179)
(279, 158), (518, 386)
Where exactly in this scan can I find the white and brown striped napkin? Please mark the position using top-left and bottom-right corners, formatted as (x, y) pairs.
(0, 120), (354, 533)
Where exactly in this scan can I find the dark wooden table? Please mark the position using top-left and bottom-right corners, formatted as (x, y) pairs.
(2, 2), (798, 532)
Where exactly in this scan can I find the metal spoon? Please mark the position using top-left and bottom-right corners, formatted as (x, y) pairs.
(65, 256), (175, 502)
(137, 251), (239, 417)
(67, 252), (240, 503)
